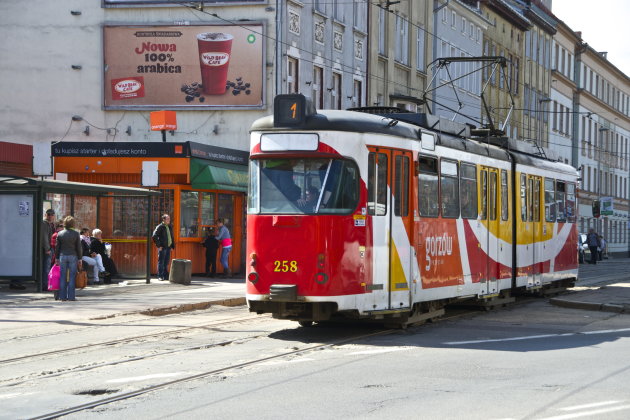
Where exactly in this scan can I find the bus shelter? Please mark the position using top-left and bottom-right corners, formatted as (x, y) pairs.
(0, 175), (160, 291)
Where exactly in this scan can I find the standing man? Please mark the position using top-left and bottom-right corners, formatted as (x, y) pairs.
(38, 208), (56, 291)
(152, 214), (175, 281)
(586, 228), (601, 265)
(215, 218), (232, 277)
(202, 227), (219, 277)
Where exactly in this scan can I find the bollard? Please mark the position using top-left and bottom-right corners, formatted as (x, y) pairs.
(169, 259), (192, 285)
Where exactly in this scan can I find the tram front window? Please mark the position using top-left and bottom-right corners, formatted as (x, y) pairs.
(251, 158), (359, 215)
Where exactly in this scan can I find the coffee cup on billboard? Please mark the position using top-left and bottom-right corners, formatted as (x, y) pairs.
(197, 32), (234, 95)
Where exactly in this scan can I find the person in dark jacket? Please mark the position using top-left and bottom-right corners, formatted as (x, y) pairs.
(202, 227), (219, 277)
(586, 228), (601, 265)
(90, 229), (117, 283)
(55, 216), (83, 301)
(152, 214), (175, 281)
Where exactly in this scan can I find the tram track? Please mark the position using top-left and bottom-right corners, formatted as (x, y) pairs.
(0, 313), (264, 366)
(28, 328), (397, 420)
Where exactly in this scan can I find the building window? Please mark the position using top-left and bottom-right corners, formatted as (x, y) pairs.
(416, 27), (425, 71)
(395, 14), (409, 65)
(288, 57), (299, 93)
(313, 66), (324, 109)
(332, 72), (342, 110)
(353, 79), (362, 108)
(378, 7), (386, 55)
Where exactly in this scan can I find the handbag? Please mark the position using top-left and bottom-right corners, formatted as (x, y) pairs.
(48, 265), (60, 291)
(76, 269), (87, 289)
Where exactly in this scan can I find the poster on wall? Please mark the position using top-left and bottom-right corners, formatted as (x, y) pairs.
(103, 24), (264, 110)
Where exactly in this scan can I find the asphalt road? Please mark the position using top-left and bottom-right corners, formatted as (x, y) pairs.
(2, 262), (629, 420)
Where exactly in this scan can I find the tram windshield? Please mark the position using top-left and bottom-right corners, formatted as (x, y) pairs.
(248, 158), (359, 215)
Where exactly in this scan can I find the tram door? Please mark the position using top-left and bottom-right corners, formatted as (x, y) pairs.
(530, 176), (543, 287)
(389, 150), (414, 310)
(480, 167), (500, 295)
(366, 148), (413, 311)
(366, 149), (391, 310)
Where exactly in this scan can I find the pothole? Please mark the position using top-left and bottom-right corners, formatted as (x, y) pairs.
(75, 389), (119, 396)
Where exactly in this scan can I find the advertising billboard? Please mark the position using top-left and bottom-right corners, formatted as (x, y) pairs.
(103, 24), (264, 110)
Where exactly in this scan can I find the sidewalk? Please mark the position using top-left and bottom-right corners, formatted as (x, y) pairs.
(0, 276), (247, 323)
(551, 257), (630, 314)
(1, 261), (629, 323)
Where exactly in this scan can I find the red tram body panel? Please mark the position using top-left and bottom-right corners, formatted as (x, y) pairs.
(246, 95), (579, 326)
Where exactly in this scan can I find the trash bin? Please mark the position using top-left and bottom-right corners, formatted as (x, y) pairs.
(169, 259), (192, 285)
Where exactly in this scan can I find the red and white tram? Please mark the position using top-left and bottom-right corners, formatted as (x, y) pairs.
(245, 94), (579, 327)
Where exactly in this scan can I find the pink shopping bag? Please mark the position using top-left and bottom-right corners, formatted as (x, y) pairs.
(48, 265), (60, 291)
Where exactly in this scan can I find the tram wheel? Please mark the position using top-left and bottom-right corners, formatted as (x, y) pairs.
(298, 321), (314, 327)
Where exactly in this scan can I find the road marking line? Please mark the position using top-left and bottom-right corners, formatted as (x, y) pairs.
(558, 400), (623, 411)
(539, 404), (630, 420)
(443, 327), (630, 345)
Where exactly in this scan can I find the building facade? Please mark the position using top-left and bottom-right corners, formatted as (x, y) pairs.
(479, 0), (530, 138)
(367, 0), (432, 111)
(279, 1), (368, 109)
(431, 0), (490, 125)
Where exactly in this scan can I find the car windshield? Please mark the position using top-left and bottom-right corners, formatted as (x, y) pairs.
(248, 158), (359, 215)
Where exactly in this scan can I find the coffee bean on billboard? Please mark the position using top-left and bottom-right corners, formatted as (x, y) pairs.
(199, 97), (205, 103)
(246, 90), (251, 95)
(232, 90), (240, 95)
(236, 77), (242, 81)
(245, 83), (251, 88)
(185, 95), (194, 102)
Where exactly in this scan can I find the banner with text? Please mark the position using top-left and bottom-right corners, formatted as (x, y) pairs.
(103, 24), (264, 109)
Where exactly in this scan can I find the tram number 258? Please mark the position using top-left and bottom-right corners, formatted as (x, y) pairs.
(274, 260), (298, 272)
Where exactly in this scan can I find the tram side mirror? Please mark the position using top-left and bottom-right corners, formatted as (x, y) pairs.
(273, 94), (316, 128)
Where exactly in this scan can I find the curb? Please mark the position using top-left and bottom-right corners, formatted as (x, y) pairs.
(549, 298), (628, 313)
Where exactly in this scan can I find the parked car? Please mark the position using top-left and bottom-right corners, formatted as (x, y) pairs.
(578, 233), (590, 263)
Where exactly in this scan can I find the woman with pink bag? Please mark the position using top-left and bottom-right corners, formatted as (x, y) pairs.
(54, 216), (83, 301)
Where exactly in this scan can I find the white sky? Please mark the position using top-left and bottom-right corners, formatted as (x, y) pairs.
(552, 0), (630, 76)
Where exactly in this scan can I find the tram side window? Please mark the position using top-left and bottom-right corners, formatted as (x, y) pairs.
(527, 178), (534, 221)
(501, 170), (508, 221)
(489, 171), (497, 221)
(481, 170), (487, 220)
(533, 178), (541, 222)
(460, 163), (478, 219)
(544, 178), (556, 222)
(566, 183), (576, 223)
(418, 156), (439, 217)
(440, 160), (459, 218)
(556, 181), (566, 222)
(394, 155), (409, 217)
(520, 174), (527, 221)
(368, 152), (388, 216)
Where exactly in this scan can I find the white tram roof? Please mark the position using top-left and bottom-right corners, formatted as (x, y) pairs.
(251, 109), (577, 177)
